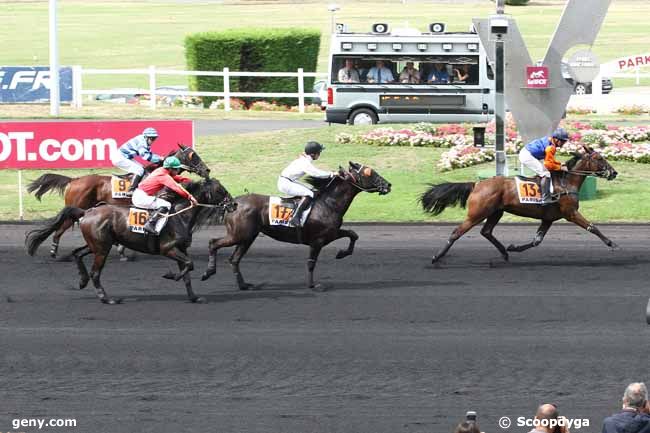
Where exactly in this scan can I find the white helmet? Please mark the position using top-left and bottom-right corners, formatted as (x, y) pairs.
(143, 127), (158, 138)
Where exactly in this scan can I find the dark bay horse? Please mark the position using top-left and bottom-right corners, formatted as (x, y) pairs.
(26, 144), (210, 258)
(201, 162), (391, 291)
(421, 150), (618, 263)
(25, 179), (236, 304)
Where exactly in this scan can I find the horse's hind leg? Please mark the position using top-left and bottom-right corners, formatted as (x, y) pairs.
(89, 248), (120, 305)
(565, 211), (618, 249)
(229, 237), (257, 290)
(335, 229), (359, 260)
(307, 242), (324, 291)
(50, 217), (75, 258)
(71, 245), (91, 289)
(480, 210), (509, 261)
(507, 220), (553, 253)
(432, 218), (482, 264)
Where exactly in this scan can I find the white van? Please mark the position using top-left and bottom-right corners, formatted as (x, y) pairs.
(325, 24), (495, 125)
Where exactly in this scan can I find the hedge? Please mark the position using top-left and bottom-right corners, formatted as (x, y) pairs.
(184, 28), (321, 107)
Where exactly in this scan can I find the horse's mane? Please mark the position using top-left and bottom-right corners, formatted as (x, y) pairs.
(185, 179), (229, 231)
(565, 154), (582, 170)
(304, 175), (342, 193)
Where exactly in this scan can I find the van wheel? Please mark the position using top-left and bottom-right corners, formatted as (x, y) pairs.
(349, 108), (377, 125)
(574, 83), (587, 95)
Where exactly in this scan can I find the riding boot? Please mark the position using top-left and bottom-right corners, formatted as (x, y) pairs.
(289, 196), (312, 227)
(128, 173), (143, 193)
(143, 206), (169, 235)
(540, 177), (552, 205)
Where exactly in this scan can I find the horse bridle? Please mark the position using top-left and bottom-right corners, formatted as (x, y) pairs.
(344, 164), (383, 193)
(566, 153), (611, 178)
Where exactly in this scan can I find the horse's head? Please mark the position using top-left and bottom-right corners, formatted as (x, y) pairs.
(344, 161), (392, 195)
(175, 143), (211, 180)
(570, 147), (617, 180)
(195, 178), (237, 213)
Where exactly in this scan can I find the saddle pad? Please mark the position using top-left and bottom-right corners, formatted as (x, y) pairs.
(111, 175), (133, 198)
(515, 177), (543, 204)
(127, 208), (167, 235)
(268, 197), (312, 227)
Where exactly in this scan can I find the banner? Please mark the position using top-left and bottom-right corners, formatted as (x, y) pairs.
(0, 66), (73, 103)
(0, 120), (194, 169)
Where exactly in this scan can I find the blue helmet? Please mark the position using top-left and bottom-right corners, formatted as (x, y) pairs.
(552, 127), (569, 142)
(143, 127), (158, 138)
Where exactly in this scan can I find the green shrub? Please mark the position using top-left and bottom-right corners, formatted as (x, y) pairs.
(185, 28), (321, 107)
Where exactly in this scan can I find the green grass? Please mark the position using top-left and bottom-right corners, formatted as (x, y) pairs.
(2, 0), (649, 89)
(4, 125), (650, 222)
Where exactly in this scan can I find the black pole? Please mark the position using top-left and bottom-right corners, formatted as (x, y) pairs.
(495, 35), (505, 176)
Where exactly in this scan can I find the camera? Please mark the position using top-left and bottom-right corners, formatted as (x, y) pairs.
(466, 411), (477, 422)
(490, 17), (509, 35)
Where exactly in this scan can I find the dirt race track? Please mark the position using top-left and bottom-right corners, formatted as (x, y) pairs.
(1, 223), (650, 433)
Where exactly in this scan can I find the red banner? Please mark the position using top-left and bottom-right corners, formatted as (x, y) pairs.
(0, 120), (193, 169)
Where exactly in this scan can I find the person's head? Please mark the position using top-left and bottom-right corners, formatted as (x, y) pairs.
(163, 156), (183, 175)
(453, 421), (481, 433)
(551, 128), (569, 147)
(345, 59), (354, 69)
(533, 403), (560, 433)
(142, 127), (158, 145)
(376, 60), (385, 68)
(304, 141), (325, 160)
(405, 61), (414, 70)
(623, 382), (648, 410)
(435, 63), (445, 71)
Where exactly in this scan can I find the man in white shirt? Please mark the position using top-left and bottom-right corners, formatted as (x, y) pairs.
(277, 141), (336, 226)
(337, 59), (360, 83)
(366, 60), (394, 84)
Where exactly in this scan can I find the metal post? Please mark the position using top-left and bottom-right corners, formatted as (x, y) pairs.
(72, 65), (82, 108)
(48, 0), (60, 116)
(298, 68), (305, 113)
(18, 170), (24, 221)
(223, 67), (231, 111)
(148, 65), (156, 110)
(494, 0), (506, 176)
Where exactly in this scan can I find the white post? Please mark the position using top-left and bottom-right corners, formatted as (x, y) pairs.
(72, 65), (82, 108)
(298, 68), (305, 113)
(18, 170), (24, 221)
(223, 67), (231, 111)
(149, 65), (156, 110)
(48, 0), (60, 116)
(592, 71), (604, 114)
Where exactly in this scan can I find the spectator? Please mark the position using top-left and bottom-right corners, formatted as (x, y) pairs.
(453, 64), (470, 82)
(353, 59), (368, 82)
(337, 58), (360, 83)
(427, 63), (450, 84)
(399, 61), (421, 84)
(602, 383), (650, 433)
(453, 420), (481, 433)
(366, 60), (394, 83)
(527, 404), (569, 433)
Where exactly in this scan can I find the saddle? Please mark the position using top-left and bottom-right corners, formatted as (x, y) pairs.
(514, 175), (559, 204)
(112, 172), (133, 180)
(268, 196), (313, 227)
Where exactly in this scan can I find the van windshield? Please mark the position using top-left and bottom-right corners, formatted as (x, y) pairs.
(332, 54), (479, 85)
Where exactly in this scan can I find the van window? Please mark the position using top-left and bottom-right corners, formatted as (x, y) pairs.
(332, 55), (480, 85)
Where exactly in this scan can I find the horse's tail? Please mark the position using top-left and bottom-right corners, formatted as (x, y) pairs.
(420, 182), (475, 215)
(26, 173), (72, 201)
(25, 207), (85, 256)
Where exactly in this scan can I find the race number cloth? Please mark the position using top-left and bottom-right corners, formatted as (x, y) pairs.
(127, 208), (167, 235)
(111, 175), (133, 198)
(268, 197), (312, 227)
(515, 177), (554, 204)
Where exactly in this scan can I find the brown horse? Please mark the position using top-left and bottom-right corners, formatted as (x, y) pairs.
(25, 179), (236, 304)
(421, 150), (618, 263)
(26, 144), (210, 258)
(201, 162), (391, 291)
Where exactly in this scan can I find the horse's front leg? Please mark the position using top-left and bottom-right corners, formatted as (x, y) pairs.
(162, 248), (203, 303)
(307, 242), (324, 291)
(335, 229), (359, 259)
(507, 220), (553, 253)
(565, 211), (618, 249)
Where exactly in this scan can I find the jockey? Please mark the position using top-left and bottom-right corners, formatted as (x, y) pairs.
(111, 127), (163, 192)
(278, 141), (337, 227)
(132, 156), (198, 235)
(519, 128), (570, 204)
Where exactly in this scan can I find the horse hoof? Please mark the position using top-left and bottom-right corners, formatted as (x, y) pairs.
(502, 253), (509, 262)
(431, 256), (438, 264)
(310, 284), (326, 292)
(506, 244), (516, 252)
(239, 283), (255, 291)
(201, 270), (215, 281)
(646, 298), (650, 325)
(335, 250), (348, 259)
(119, 256), (128, 262)
(191, 296), (207, 304)
(50, 252), (57, 259)
(101, 297), (121, 305)
(162, 271), (176, 280)
(79, 281), (89, 290)
(609, 243), (620, 251)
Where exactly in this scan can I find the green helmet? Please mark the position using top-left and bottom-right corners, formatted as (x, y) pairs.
(163, 156), (182, 169)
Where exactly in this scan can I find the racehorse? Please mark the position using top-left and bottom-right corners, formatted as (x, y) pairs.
(26, 143), (210, 258)
(201, 162), (391, 291)
(420, 149), (618, 263)
(25, 179), (236, 304)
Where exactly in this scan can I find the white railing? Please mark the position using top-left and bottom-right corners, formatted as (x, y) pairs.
(71, 65), (328, 113)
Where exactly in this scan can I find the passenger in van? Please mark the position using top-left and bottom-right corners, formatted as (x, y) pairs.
(354, 59), (368, 82)
(427, 63), (450, 84)
(399, 62), (421, 84)
(366, 60), (394, 84)
(337, 59), (360, 83)
(453, 64), (470, 83)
